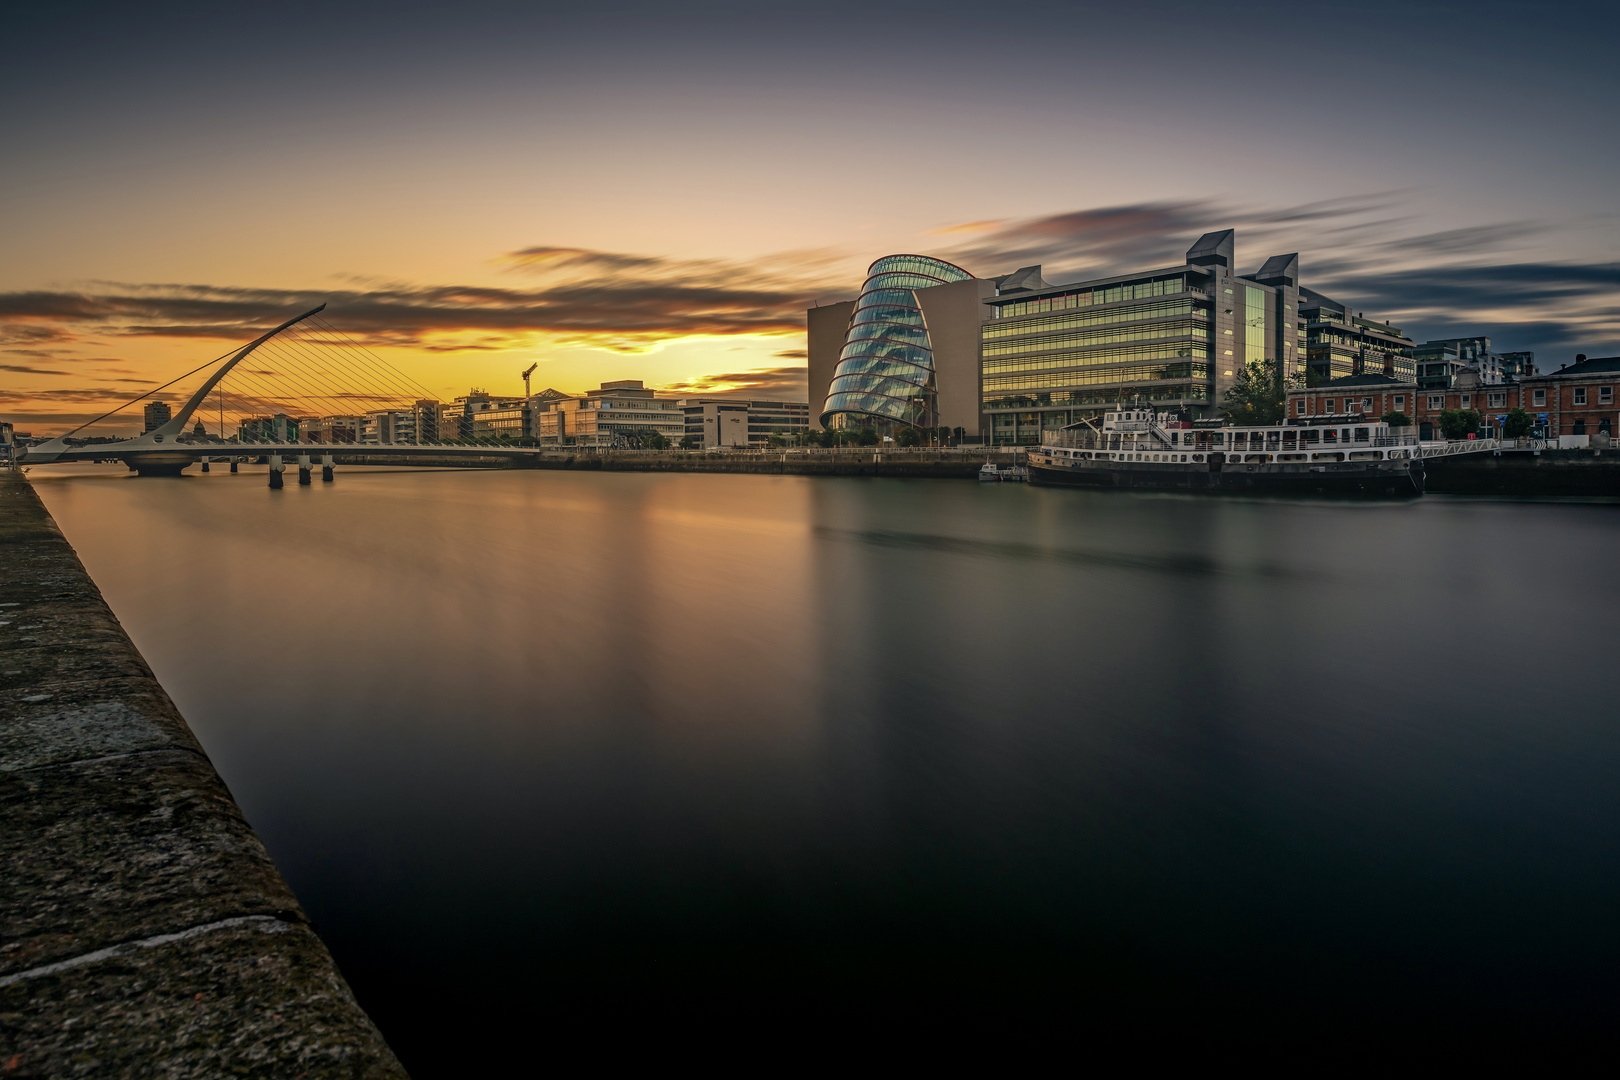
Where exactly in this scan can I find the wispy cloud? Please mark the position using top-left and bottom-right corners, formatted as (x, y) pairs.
(929, 196), (1617, 358)
(0, 363), (72, 375)
(659, 365), (808, 398)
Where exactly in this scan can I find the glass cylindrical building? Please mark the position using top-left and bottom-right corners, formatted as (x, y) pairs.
(820, 255), (974, 430)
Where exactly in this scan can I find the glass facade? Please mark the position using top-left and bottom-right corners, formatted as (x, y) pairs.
(982, 272), (1215, 443)
(821, 254), (973, 429)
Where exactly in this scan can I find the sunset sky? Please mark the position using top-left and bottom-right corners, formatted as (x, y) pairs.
(4, 0), (1616, 434)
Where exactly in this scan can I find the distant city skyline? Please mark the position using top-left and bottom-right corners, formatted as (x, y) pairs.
(4, 0), (1616, 434)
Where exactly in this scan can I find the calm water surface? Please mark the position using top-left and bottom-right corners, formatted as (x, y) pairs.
(32, 465), (1620, 1063)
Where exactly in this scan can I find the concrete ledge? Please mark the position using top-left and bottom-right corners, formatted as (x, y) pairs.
(0, 470), (406, 1078)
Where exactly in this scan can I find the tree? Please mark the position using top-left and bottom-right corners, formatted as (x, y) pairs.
(679, 433), (700, 449)
(1222, 359), (1300, 426)
(1502, 407), (1534, 439)
(1381, 410), (1411, 427)
(1438, 409), (1481, 440)
(856, 428), (880, 447)
(895, 425), (922, 447)
(642, 431), (669, 450)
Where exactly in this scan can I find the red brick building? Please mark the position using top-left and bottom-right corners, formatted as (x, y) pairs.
(1286, 374), (1414, 424)
(1287, 356), (1619, 442)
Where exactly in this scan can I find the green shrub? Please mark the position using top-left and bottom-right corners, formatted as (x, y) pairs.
(1438, 409), (1481, 440)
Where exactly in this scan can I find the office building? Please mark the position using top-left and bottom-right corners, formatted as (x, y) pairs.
(1300, 290), (1416, 384)
(535, 381), (684, 447)
(678, 399), (810, 447)
(143, 400), (171, 433)
(360, 410), (420, 444)
(1500, 351), (1539, 380)
(301, 415), (361, 444)
(237, 414), (298, 441)
(981, 231), (1312, 444)
(411, 399), (441, 443)
(1414, 341), (1465, 389)
(467, 398), (530, 440)
(1416, 336), (1509, 388)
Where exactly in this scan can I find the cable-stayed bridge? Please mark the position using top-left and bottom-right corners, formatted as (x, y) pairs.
(19, 304), (572, 483)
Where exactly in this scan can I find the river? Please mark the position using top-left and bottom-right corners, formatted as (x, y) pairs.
(30, 464), (1620, 1064)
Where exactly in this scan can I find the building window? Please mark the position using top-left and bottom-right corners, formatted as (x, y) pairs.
(1461, 394), (1471, 408)
(1394, 395), (1406, 410)
(1574, 387), (1587, 405)
(1428, 395), (1443, 410)
(1533, 389), (1546, 406)
(1488, 393), (1505, 408)
(1325, 399), (1336, 413)
(1362, 397), (1373, 411)
(1601, 386), (1614, 404)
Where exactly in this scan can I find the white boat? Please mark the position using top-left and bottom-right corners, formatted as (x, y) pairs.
(979, 461), (1028, 482)
(1025, 407), (1422, 497)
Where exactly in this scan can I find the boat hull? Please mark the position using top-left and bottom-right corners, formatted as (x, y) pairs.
(1028, 458), (1423, 497)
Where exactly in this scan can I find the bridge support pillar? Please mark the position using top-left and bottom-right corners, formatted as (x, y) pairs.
(230, 459), (238, 473)
(321, 453), (334, 482)
(201, 455), (210, 473)
(269, 454), (283, 489)
(297, 454), (312, 486)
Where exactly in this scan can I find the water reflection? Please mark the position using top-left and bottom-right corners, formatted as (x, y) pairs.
(32, 465), (1620, 1066)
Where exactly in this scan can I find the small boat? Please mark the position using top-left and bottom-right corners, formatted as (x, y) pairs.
(979, 461), (1028, 482)
(1025, 407), (1422, 497)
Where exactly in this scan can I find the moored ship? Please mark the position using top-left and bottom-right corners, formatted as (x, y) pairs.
(1026, 407), (1423, 497)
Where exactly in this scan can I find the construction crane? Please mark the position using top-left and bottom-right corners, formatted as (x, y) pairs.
(521, 363), (538, 398)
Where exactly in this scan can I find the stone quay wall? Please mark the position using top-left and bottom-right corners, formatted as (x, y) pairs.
(0, 470), (406, 1078)
(1425, 447), (1620, 496)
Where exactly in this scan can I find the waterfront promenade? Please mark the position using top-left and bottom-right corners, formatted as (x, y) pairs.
(0, 470), (405, 1077)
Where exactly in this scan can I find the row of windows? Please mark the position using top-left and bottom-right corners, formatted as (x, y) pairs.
(847, 320), (931, 348)
(867, 255), (971, 281)
(990, 276), (1186, 319)
(983, 384), (1212, 411)
(1422, 387), (1616, 409)
(855, 288), (926, 313)
(985, 364), (1207, 392)
(851, 303), (925, 328)
(982, 299), (1206, 341)
(985, 343), (1211, 375)
(983, 320), (1211, 359)
(864, 272), (954, 294)
(838, 338), (934, 368)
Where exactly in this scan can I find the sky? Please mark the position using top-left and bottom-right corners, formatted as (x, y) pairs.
(3, 0), (1616, 434)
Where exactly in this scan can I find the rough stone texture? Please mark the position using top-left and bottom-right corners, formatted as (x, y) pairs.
(0, 470), (406, 1078)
